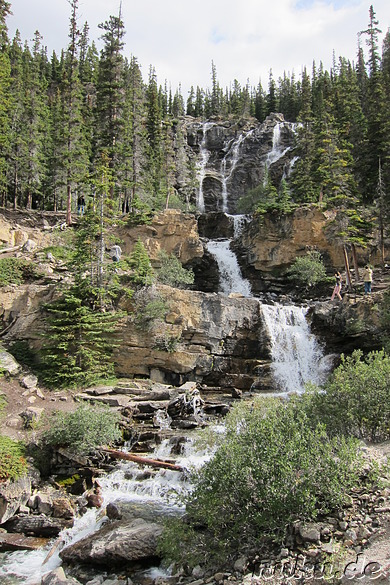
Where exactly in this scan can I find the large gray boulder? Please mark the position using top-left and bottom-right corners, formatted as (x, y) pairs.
(0, 475), (31, 524)
(0, 347), (21, 376)
(60, 517), (163, 566)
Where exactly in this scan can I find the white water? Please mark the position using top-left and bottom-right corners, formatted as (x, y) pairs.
(261, 303), (332, 394)
(206, 239), (252, 297)
(196, 122), (214, 212)
(0, 437), (215, 585)
(265, 122), (291, 168)
(220, 131), (253, 212)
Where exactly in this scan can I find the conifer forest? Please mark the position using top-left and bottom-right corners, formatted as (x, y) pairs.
(0, 0), (389, 229)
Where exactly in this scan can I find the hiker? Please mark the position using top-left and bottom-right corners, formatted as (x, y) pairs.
(362, 265), (373, 294)
(331, 271), (342, 301)
(77, 195), (86, 216)
(110, 244), (122, 262)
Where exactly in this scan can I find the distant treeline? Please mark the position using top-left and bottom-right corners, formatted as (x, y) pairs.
(0, 1), (389, 222)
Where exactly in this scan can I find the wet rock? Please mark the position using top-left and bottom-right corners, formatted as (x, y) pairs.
(0, 531), (48, 551)
(4, 513), (73, 537)
(0, 476), (31, 525)
(60, 517), (163, 566)
(41, 567), (82, 585)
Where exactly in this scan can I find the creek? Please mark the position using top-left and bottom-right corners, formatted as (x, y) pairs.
(0, 119), (333, 584)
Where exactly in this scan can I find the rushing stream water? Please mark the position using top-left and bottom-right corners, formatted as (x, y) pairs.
(0, 435), (220, 584)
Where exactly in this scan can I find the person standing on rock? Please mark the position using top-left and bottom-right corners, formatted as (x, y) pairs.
(331, 271), (342, 301)
(363, 264), (373, 294)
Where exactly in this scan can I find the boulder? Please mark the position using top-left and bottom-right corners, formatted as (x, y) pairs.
(4, 513), (73, 537)
(60, 517), (163, 566)
(41, 567), (82, 585)
(0, 348), (21, 376)
(0, 475), (31, 525)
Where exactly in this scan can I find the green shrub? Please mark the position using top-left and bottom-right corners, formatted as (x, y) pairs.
(300, 350), (390, 442)
(42, 404), (122, 455)
(0, 435), (28, 481)
(41, 245), (73, 263)
(0, 257), (43, 286)
(159, 398), (362, 566)
(287, 250), (329, 288)
(156, 250), (194, 288)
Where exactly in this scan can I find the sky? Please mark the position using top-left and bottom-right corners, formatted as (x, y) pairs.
(6, 0), (390, 97)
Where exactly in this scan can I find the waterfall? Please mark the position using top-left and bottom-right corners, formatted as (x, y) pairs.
(261, 303), (331, 394)
(0, 436), (216, 584)
(196, 122), (214, 212)
(265, 122), (291, 168)
(220, 130), (254, 213)
(206, 238), (251, 297)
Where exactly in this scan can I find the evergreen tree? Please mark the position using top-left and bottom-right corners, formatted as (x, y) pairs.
(63, 0), (89, 224)
(0, 0), (11, 205)
(128, 237), (154, 285)
(95, 10), (126, 203)
(290, 69), (318, 202)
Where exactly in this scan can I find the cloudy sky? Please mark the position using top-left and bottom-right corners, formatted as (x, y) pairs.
(7, 0), (390, 97)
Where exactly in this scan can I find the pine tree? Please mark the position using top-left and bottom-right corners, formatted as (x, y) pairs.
(40, 287), (121, 388)
(0, 0), (12, 205)
(290, 69), (318, 202)
(63, 0), (89, 224)
(95, 10), (126, 203)
(128, 238), (154, 286)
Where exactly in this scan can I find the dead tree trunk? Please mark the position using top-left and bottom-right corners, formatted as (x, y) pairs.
(103, 448), (184, 472)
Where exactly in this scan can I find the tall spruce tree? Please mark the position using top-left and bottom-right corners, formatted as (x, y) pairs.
(63, 0), (89, 224)
(0, 0), (11, 205)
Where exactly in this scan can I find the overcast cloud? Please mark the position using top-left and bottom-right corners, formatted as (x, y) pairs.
(7, 0), (390, 96)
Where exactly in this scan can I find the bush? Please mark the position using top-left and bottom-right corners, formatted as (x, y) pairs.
(42, 404), (122, 455)
(288, 250), (329, 288)
(0, 257), (43, 286)
(156, 250), (194, 288)
(300, 350), (390, 442)
(159, 398), (362, 566)
(0, 435), (27, 481)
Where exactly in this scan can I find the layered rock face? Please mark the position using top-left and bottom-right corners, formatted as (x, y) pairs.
(116, 285), (272, 390)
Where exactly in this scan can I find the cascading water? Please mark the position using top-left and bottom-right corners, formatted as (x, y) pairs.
(196, 122), (214, 213)
(261, 303), (332, 394)
(220, 130), (253, 212)
(0, 436), (216, 584)
(205, 212), (251, 297)
(206, 239), (252, 297)
(265, 122), (291, 168)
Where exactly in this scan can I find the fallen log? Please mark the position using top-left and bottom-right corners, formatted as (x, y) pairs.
(0, 245), (22, 254)
(102, 448), (184, 472)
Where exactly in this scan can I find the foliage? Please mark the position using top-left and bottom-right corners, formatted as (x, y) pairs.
(156, 250), (194, 288)
(127, 238), (154, 286)
(133, 288), (168, 331)
(0, 257), (43, 286)
(42, 403), (121, 455)
(41, 245), (73, 263)
(237, 170), (295, 215)
(160, 398), (362, 566)
(287, 250), (329, 288)
(153, 334), (181, 353)
(40, 286), (122, 388)
(299, 350), (390, 442)
(380, 291), (390, 351)
(0, 435), (27, 481)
